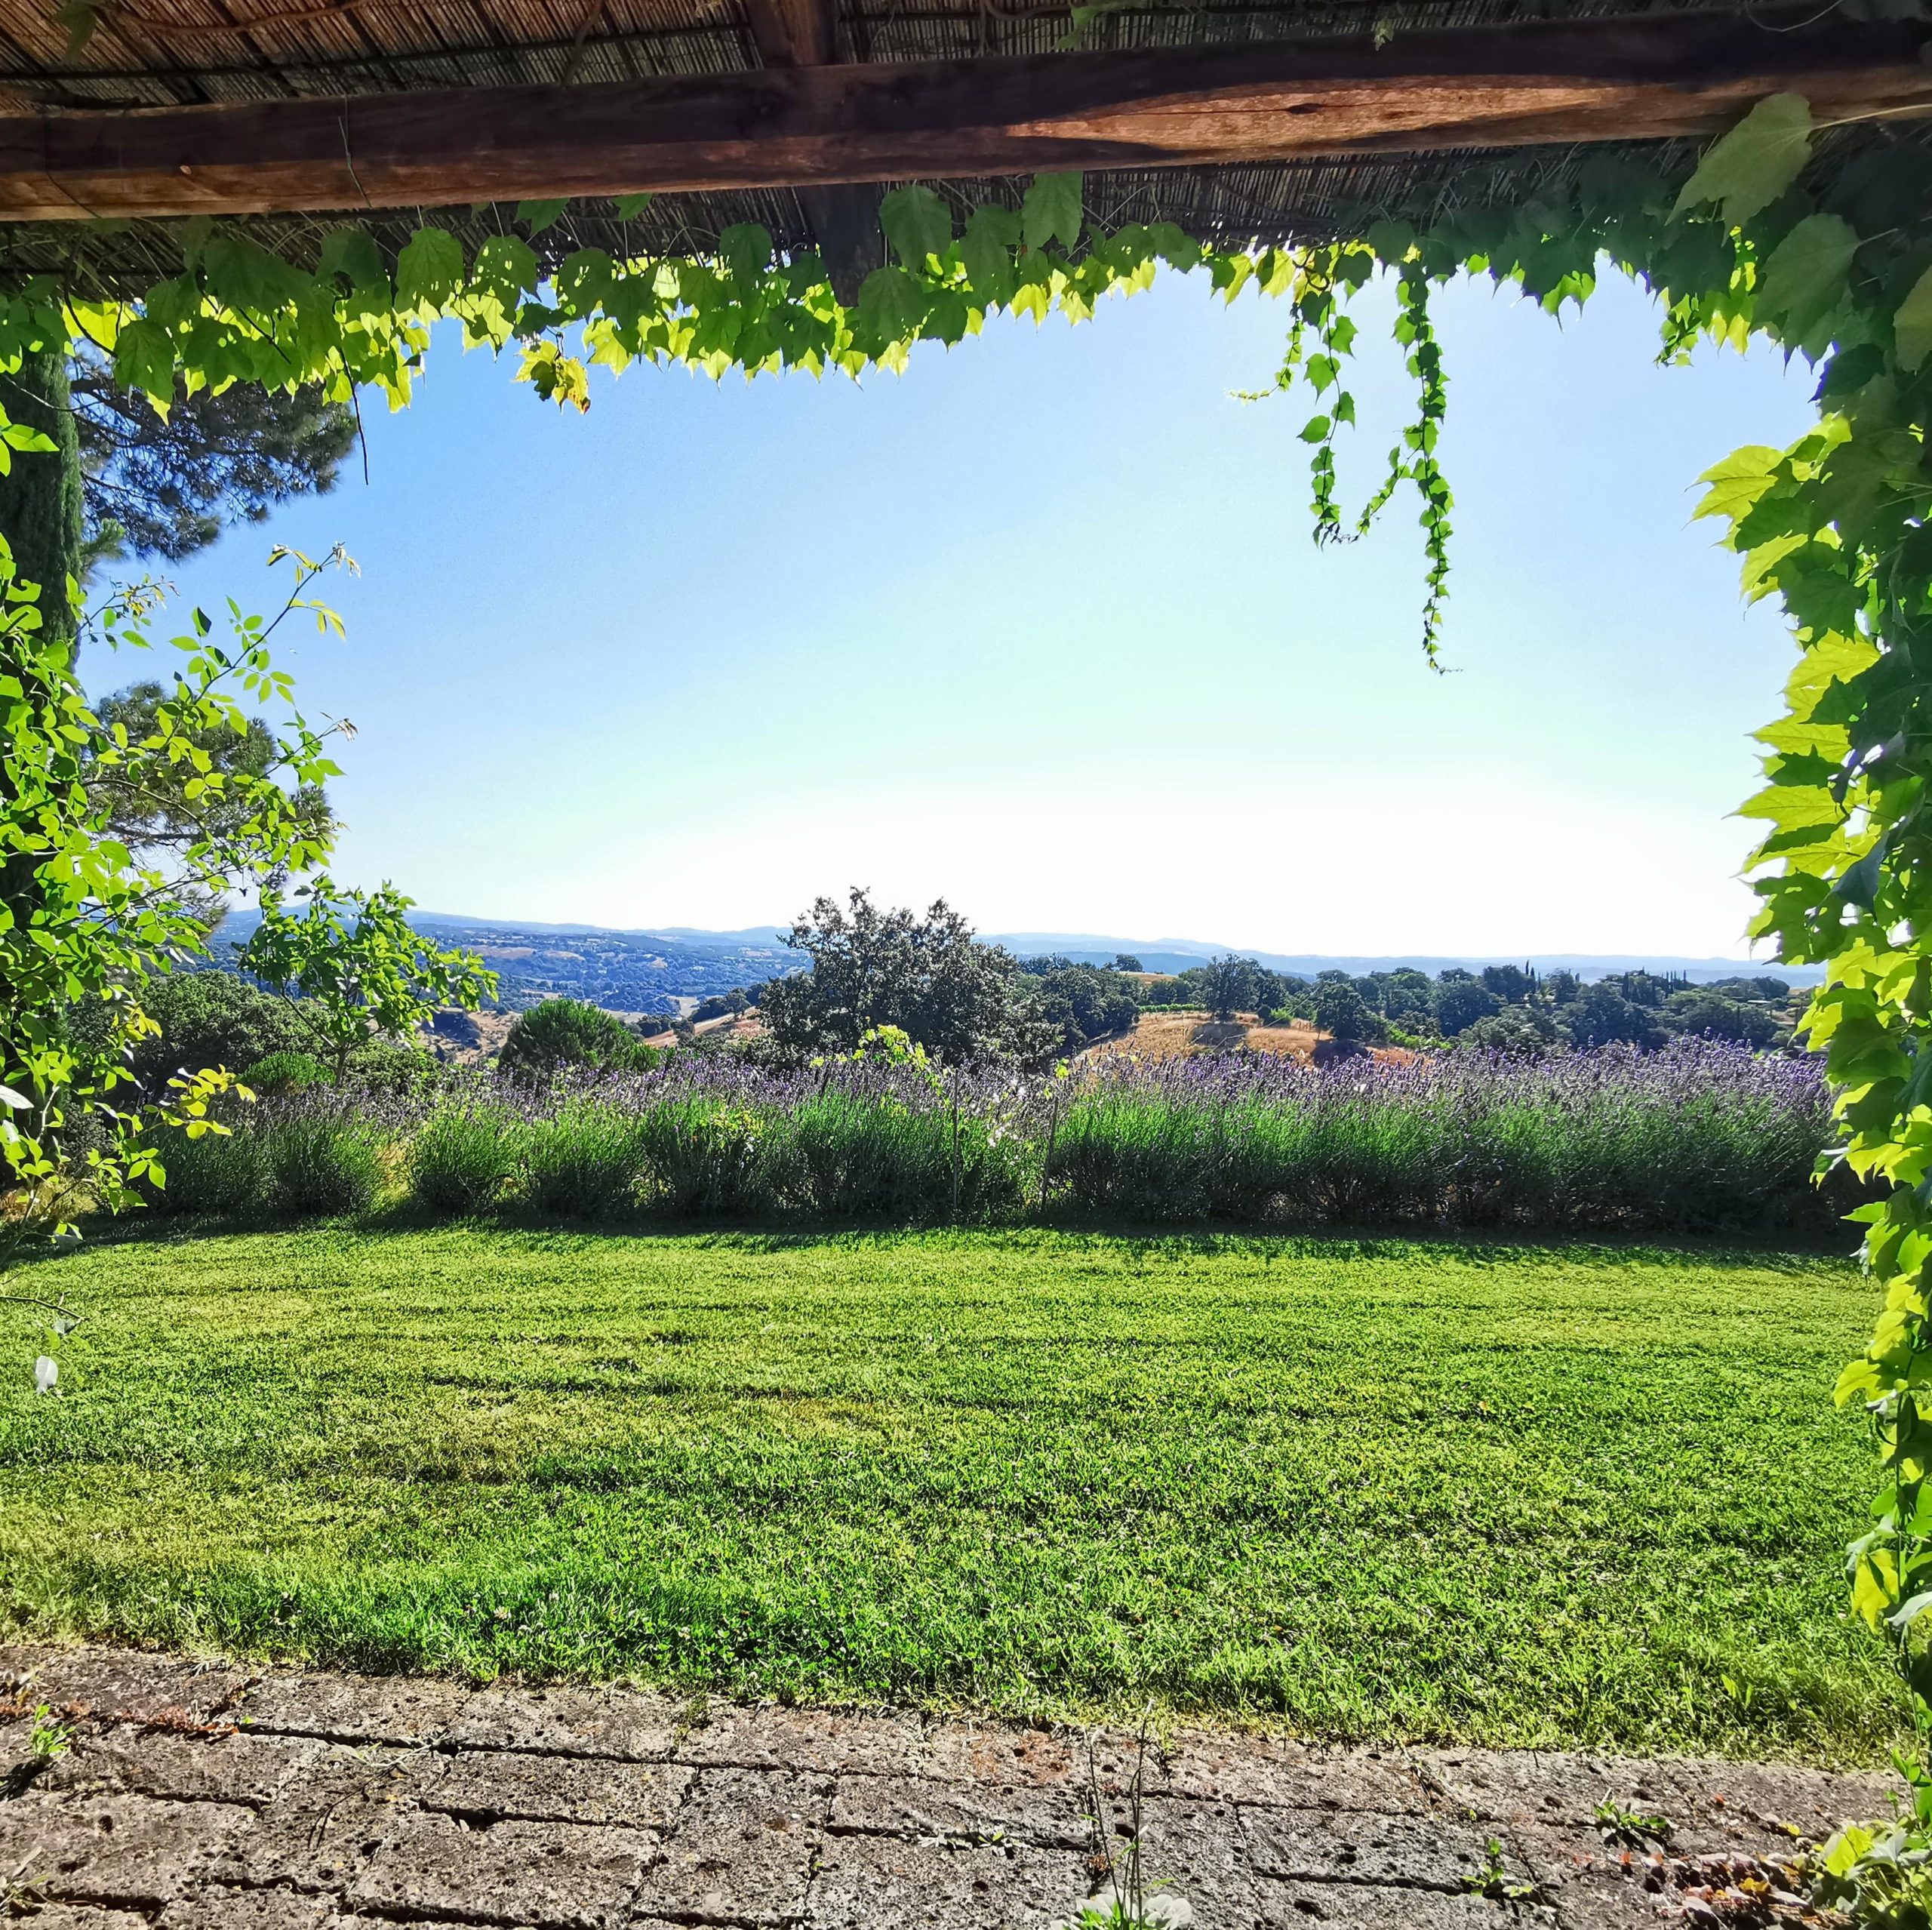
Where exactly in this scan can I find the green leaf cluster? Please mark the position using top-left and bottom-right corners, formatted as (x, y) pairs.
(0, 546), (351, 1260)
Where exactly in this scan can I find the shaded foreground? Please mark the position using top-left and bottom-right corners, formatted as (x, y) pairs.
(0, 1643), (1896, 1929)
(0, 1227), (1894, 1757)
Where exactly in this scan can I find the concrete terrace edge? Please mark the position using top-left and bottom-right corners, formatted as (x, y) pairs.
(0, 1642), (1898, 1928)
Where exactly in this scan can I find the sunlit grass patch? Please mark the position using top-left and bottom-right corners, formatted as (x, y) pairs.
(0, 1224), (1894, 1761)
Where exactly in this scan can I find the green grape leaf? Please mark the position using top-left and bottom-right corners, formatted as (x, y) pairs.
(317, 226), (386, 292)
(56, 0), (98, 52)
(614, 192), (653, 221)
(719, 223), (774, 286)
(921, 288), (972, 346)
(961, 205), (1021, 306)
(1896, 263), (1932, 371)
(112, 318), (178, 403)
(879, 186), (952, 269)
(1692, 445), (1784, 524)
(1755, 214), (1859, 340)
(1364, 218), (1417, 265)
(395, 227), (466, 309)
(1673, 93), (1814, 226)
(854, 267), (928, 346)
(472, 235), (541, 305)
(201, 234), (308, 312)
(1021, 172), (1083, 252)
(517, 199), (569, 239)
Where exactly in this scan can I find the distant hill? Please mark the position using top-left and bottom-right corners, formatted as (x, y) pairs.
(205, 908), (1819, 1011)
(989, 935), (1825, 987)
(212, 909), (804, 1013)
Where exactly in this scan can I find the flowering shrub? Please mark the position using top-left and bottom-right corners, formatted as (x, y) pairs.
(132, 1039), (1849, 1237)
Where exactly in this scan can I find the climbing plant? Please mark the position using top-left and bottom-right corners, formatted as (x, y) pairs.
(1, 71), (1931, 1896)
(0, 544), (350, 1266)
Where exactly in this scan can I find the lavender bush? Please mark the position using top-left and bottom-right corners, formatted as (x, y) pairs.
(137, 1039), (1851, 1237)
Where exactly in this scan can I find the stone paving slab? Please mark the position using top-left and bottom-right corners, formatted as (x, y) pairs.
(0, 1642), (1898, 1928)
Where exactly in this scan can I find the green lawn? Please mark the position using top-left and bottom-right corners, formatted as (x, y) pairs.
(0, 1224), (1897, 1759)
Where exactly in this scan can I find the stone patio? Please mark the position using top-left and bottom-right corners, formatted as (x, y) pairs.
(0, 1644), (1895, 1928)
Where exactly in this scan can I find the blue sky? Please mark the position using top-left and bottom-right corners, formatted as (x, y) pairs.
(111, 263), (1818, 957)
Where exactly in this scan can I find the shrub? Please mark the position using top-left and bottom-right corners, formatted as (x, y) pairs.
(342, 1039), (442, 1095)
(636, 1098), (771, 1218)
(520, 1102), (652, 1219)
(141, 1119), (272, 1216)
(242, 1050), (328, 1095)
(131, 970), (306, 1094)
(500, 999), (654, 1077)
(126, 1039), (1855, 1239)
(263, 1115), (385, 1217)
(770, 1091), (1032, 1221)
(409, 1105), (524, 1217)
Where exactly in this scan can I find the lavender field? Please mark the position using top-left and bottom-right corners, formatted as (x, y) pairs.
(144, 1038), (1854, 1238)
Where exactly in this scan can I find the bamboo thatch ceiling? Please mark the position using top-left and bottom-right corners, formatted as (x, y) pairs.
(0, 0), (1922, 292)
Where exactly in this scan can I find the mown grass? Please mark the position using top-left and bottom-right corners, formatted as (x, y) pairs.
(0, 1224), (1896, 1759)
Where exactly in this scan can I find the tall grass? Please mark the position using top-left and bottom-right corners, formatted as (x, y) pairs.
(132, 1039), (1854, 1238)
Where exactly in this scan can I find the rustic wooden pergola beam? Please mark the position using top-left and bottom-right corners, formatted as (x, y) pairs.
(0, 13), (1924, 223)
(739, 0), (884, 298)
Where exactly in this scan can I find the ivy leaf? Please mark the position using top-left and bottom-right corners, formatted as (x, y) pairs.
(517, 199), (569, 239)
(879, 186), (952, 269)
(1755, 214), (1859, 340)
(961, 205), (1021, 306)
(1021, 172), (1083, 252)
(613, 192), (652, 221)
(395, 227), (466, 309)
(854, 267), (928, 346)
(1896, 263), (1932, 371)
(1673, 93), (1813, 226)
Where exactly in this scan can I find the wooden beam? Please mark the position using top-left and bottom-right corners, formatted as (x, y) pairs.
(738, 0), (882, 298)
(740, 0), (835, 71)
(0, 14), (1924, 223)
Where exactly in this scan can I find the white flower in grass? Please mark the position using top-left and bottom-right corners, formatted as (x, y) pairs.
(33, 1356), (57, 1394)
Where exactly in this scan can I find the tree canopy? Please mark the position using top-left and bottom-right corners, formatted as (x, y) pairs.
(763, 888), (1054, 1067)
(72, 357), (357, 570)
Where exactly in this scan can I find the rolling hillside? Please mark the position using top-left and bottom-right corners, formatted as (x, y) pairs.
(208, 907), (1817, 1014)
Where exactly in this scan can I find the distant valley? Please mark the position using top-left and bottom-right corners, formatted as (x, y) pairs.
(209, 908), (1821, 1014)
